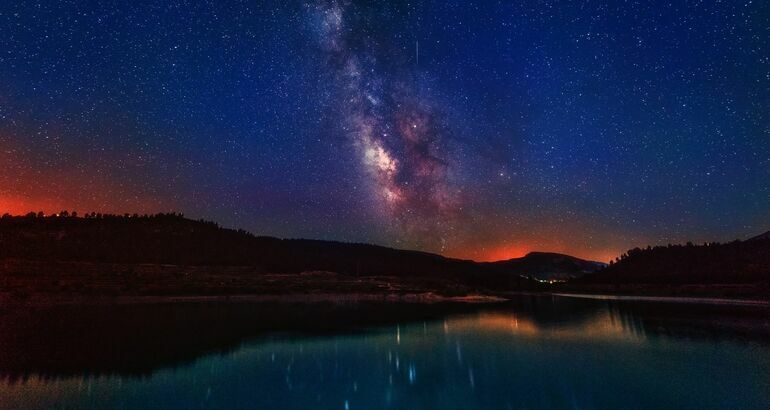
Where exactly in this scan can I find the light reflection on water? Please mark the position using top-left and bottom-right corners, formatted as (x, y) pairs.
(1, 296), (769, 409)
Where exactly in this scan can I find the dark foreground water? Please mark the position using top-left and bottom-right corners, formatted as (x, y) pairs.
(1, 295), (769, 409)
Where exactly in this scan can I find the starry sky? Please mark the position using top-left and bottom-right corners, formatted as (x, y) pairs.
(1, 0), (769, 262)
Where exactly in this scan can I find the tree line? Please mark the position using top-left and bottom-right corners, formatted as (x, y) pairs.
(583, 238), (770, 284)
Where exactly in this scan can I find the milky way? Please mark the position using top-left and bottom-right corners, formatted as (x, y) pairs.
(309, 1), (460, 248)
(1, 0), (769, 261)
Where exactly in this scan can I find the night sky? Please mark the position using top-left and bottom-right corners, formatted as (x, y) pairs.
(1, 1), (768, 262)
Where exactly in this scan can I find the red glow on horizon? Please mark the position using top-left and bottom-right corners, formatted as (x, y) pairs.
(449, 243), (532, 262)
(0, 193), (172, 219)
(448, 242), (618, 263)
(0, 195), (62, 217)
(1, 137), (173, 218)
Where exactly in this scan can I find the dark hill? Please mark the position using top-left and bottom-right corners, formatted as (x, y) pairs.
(749, 230), (770, 242)
(579, 236), (770, 285)
(484, 252), (606, 281)
(0, 213), (602, 290)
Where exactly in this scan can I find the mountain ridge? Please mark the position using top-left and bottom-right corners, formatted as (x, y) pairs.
(578, 234), (770, 285)
(0, 213), (603, 288)
(748, 230), (770, 242)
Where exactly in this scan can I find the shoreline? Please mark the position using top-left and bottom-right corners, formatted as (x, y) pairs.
(4, 290), (769, 309)
(1, 260), (767, 309)
(0, 292), (508, 309)
(550, 292), (770, 307)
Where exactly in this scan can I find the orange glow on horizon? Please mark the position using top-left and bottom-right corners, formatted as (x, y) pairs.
(448, 242), (618, 263)
(447, 242), (531, 262)
(0, 195), (59, 216)
(1, 136), (173, 218)
(0, 191), (173, 219)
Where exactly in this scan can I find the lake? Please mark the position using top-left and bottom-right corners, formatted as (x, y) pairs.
(1, 295), (769, 409)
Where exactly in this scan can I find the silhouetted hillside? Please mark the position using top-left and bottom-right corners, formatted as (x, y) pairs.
(0, 213), (601, 290)
(485, 252), (606, 281)
(579, 237), (770, 285)
(749, 230), (770, 242)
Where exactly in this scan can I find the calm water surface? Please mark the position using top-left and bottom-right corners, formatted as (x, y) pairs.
(1, 295), (769, 409)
